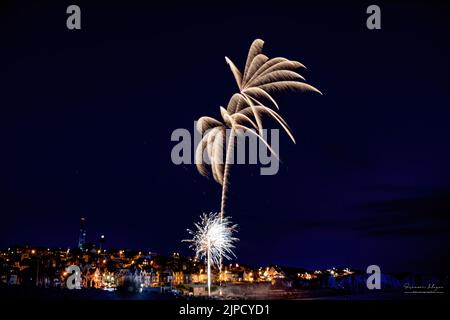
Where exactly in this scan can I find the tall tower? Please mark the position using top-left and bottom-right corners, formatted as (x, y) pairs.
(78, 217), (87, 250)
(99, 234), (105, 251)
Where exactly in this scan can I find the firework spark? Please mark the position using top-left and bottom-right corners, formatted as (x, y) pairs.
(183, 212), (238, 296)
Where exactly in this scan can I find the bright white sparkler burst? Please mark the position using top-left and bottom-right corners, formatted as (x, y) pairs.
(183, 212), (238, 267)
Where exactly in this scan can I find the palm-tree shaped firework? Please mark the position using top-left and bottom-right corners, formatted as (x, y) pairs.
(183, 212), (238, 296)
(187, 39), (321, 286)
(196, 39), (321, 220)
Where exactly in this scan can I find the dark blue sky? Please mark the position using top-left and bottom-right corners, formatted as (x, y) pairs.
(1, 1), (449, 273)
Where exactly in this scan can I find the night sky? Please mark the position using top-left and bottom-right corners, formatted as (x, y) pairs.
(1, 1), (450, 273)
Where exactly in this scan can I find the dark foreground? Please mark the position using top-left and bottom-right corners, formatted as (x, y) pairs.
(1, 286), (446, 300)
(2, 287), (447, 320)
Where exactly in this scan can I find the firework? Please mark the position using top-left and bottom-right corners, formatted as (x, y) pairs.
(194, 39), (321, 273)
(195, 39), (322, 220)
(183, 212), (238, 296)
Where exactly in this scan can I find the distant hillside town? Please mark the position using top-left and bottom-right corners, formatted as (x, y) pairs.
(1, 218), (447, 297)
